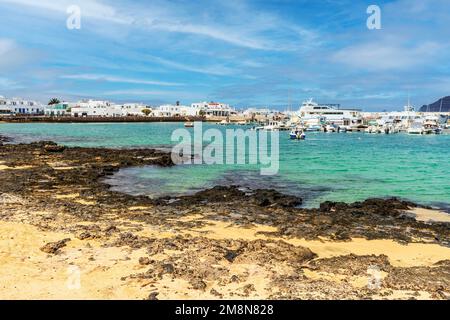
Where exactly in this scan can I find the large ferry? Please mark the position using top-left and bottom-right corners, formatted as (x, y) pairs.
(298, 99), (362, 127)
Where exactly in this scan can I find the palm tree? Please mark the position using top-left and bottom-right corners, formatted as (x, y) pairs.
(48, 98), (60, 105)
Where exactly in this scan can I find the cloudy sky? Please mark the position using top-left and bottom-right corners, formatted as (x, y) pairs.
(0, 0), (449, 111)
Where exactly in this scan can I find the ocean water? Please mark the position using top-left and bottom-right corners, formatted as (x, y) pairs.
(1, 122), (449, 210)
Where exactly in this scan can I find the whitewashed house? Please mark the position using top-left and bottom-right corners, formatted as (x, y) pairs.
(0, 96), (44, 115)
(45, 102), (73, 117)
(120, 103), (152, 116)
(156, 103), (197, 117)
(191, 101), (235, 118)
(71, 100), (113, 117)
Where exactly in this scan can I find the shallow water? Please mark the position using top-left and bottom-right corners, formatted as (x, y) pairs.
(1, 122), (449, 209)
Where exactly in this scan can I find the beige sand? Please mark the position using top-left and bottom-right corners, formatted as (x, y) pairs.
(0, 165), (34, 170)
(409, 208), (450, 223)
(184, 219), (450, 268)
(0, 221), (150, 299)
(1, 216), (449, 300)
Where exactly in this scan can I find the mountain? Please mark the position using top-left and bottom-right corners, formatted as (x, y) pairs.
(420, 96), (450, 112)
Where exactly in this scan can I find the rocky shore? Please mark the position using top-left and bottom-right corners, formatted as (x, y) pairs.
(0, 138), (449, 300)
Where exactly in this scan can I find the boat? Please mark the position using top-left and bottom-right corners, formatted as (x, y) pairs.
(290, 128), (306, 140)
(219, 119), (231, 125)
(324, 124), (338, 133)
(407, 122), (424, 135)
(263, 121), (283, 131)
(305, 124), (322, 132)
(298, 99), (363, 127)
(184, 122), (194, 128)
(423, 115), (441, 134)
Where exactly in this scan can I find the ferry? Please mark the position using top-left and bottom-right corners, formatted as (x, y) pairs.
(298, 99), (362, 127)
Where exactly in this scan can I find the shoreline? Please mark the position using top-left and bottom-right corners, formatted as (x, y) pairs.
(0, 139), (449, 299)
(0, 116), (206, 123)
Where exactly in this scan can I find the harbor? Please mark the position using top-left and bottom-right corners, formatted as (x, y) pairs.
(1, 0), (450, 303)
(1, 95), (449, 136)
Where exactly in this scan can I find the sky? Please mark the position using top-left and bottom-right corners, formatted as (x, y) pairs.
(0, 0), (449, 111)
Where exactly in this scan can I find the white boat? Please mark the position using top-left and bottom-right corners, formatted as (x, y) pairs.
(408, 122), (424, 135)
(324, 124), (338, 133)
(423, 115), (441, 134)
(290, 128), (306, 140)
(184, 122), (194, 128)
(298, 99), (362, 127)
(263, 121), (283, 131)
(305, 124), (322, 132)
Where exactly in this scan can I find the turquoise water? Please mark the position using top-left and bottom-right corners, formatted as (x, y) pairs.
(1, 122), (449, 209)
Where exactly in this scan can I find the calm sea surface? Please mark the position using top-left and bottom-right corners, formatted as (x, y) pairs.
(1, 122), (449, 210)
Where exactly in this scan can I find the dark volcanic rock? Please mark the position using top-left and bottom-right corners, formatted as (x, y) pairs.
(44, 144), (66, 153)
(252, 189), (302, 207)
(40, 238), (71, 254)
(164, 185), (302, 208)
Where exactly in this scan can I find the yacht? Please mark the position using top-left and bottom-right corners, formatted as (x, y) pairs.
(408, 121), (424, 135)
(423, 115), (442, 134)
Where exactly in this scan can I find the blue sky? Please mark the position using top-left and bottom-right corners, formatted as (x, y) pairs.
(0, 0), (449, 111)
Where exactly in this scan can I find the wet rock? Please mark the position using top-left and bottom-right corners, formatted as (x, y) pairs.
(40, 238), (71, 254)
(252, 189), (302, 207)
(224, 250), (240, 263)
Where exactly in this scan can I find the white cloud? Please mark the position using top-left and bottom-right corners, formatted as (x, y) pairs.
(0, 77), (22, 89)
(60, 74), (183, 86)
(332, 41), (442, 71)
(0, 0), (316, 51)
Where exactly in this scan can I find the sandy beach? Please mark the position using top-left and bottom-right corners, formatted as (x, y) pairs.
(0, 139), (449, 300)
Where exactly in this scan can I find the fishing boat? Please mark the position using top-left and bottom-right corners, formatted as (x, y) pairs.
(184, 122), (194, 128)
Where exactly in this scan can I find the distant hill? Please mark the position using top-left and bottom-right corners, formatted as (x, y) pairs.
(420, 96), (450, 112)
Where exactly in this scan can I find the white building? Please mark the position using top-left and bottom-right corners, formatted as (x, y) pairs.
(191, 101), (235, 117)
(45, 102), (73, 117)
(119, 103), (151, 116)
(0, 96), (44, 115)
(156, 103), (198, 117)
(70, 100), (151, 117)
(71, 100), (113, 117)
